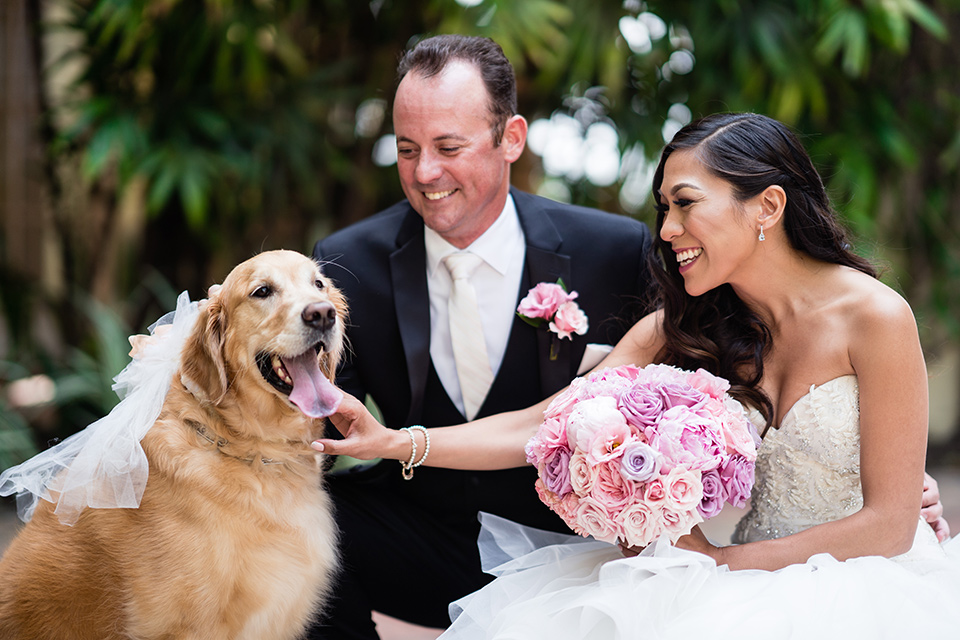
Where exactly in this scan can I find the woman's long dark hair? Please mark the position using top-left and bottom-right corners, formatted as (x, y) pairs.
(648, 112), (877, 433)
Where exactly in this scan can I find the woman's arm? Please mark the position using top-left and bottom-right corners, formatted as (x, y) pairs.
(678, 289), (927, 570)
(312, 311), (667, 470)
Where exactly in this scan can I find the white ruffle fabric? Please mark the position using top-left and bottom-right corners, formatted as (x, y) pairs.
(0, 292), (200, 525)
(444, 513), (960, 640)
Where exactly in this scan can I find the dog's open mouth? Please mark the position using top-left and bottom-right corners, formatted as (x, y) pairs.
(257, 345), (343, 419)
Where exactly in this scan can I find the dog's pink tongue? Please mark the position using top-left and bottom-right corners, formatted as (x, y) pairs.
(281, 352), (343, 418)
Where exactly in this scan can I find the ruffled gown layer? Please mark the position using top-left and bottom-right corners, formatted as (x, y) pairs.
(443, 377), (960, 639)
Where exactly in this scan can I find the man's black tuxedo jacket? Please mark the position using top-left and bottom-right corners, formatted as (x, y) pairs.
(313, 188), (653, 532)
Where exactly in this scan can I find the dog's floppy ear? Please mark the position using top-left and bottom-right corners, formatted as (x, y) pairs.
(180, 296), (229, 403)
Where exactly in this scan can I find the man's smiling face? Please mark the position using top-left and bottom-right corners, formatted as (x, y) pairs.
(393, 60), (524, 249)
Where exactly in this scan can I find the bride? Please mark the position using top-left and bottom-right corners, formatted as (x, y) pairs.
(314, 112), (960, 637)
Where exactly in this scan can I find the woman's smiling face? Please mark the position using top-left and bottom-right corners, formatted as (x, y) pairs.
(657, 150), (759, 296)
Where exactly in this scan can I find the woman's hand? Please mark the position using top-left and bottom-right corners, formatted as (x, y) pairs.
(311, 393), (403, 461)
(674, 526), (725, 564)
(922, 472), (951, 542)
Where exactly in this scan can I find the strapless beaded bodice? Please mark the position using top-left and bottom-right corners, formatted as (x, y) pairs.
(733, 376), (862, 543)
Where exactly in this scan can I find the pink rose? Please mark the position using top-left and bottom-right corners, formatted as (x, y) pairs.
(618, 500), (664, 548)
(687, 368), (730, 400)
(556, 491), (582, 530)
(566, 396), (626, 452)
(525, 416), (567, 468)
(661, 506), (703, 542)
(591, 459), (637, 511)
(549, 301), (589, 340)
(718, 398), (760, 461)
(569, 451), (598, 497)
(719, 453), (754, 508)
(697, 468), (728, 519)
(575, 496), (621, 544)
(643, 478), (667, 506)
(646, 405), (725, 473)
(543, 377), (588, 422)
(662, 466), (703, 512)
(517, 282), (575, 320)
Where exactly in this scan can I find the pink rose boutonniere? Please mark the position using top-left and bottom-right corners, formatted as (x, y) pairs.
(517, 280), (588, 360)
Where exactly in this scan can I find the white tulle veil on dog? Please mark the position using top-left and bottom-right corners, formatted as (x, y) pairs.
(0, 292), (200, 525)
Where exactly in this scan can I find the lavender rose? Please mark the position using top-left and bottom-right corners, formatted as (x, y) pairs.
(697, 468), (728, 519)
(541, 446), (574, 497)
(619, 441), (661, 483)
(720, 453), (754, 508)
(658, 380), (710, 411)
(619, 382), (665, 429)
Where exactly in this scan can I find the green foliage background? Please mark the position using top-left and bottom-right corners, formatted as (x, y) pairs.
(2, 0), (959, 457)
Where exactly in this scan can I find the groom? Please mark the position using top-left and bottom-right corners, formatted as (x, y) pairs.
(307, 35), (652, 638)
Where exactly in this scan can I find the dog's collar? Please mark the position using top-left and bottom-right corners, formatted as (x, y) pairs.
(188, 420), (283, 466)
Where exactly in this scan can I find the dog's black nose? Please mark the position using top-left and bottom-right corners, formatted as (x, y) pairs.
(302, 302), (336, 330)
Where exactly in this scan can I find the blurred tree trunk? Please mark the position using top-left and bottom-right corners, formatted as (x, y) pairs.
(0, 0), (47, 287)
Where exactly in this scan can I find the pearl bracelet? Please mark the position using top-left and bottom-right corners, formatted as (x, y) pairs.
(400, 425), (429, 480)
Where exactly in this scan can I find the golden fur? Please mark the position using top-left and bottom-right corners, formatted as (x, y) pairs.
(0, 250), (347, 639)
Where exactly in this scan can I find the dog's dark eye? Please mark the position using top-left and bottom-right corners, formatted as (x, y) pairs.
(251, 285), (272, 298)
(315, 279), (325, 290)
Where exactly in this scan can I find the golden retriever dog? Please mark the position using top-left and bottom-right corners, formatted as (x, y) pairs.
(0, 250), (346, 639)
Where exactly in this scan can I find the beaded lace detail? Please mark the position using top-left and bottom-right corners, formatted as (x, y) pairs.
(733, 375), (861, 544)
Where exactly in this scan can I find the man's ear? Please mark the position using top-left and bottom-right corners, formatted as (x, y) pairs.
(179, 296), (228, 404)
(756, 184), (787, 231)
(501, 114), (527, 164)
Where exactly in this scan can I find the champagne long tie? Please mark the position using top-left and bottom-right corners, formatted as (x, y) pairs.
(444, 253), (494, 420)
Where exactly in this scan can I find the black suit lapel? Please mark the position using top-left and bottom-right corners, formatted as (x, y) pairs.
(512, 189), (578, 399)
(389, 211), (432, 425)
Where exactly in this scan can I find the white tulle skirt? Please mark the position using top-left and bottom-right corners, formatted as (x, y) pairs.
(443, 514), (960, 639)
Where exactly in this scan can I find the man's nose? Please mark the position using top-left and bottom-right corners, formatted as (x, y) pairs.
(414, 150), (443, 184)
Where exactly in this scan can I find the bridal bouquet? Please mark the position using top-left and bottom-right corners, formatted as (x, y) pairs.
(525, 364), (760, 547)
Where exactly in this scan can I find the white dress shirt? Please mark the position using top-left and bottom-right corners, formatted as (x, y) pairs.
(425, 195), (526, 417)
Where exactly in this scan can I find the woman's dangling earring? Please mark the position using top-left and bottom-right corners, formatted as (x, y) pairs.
(758, 225), (765, 242)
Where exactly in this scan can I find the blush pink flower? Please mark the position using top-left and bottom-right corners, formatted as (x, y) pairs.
(517, 282), (576, 320)
(662, 466), (703, 512)
(575, 496), (621, 544)
(569, 451), (598, 497)
(618, 500), (664, 548)
(586, 421), (635, 466)
(644, 477), (667, 507)
(687, 368), (731, 400)
(549, 301), (589, 340)
(566, 396), (626, 452)
(591, 459), (638, 511)
(646, 405), (725, 473)
(661, 506), (703, 542)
